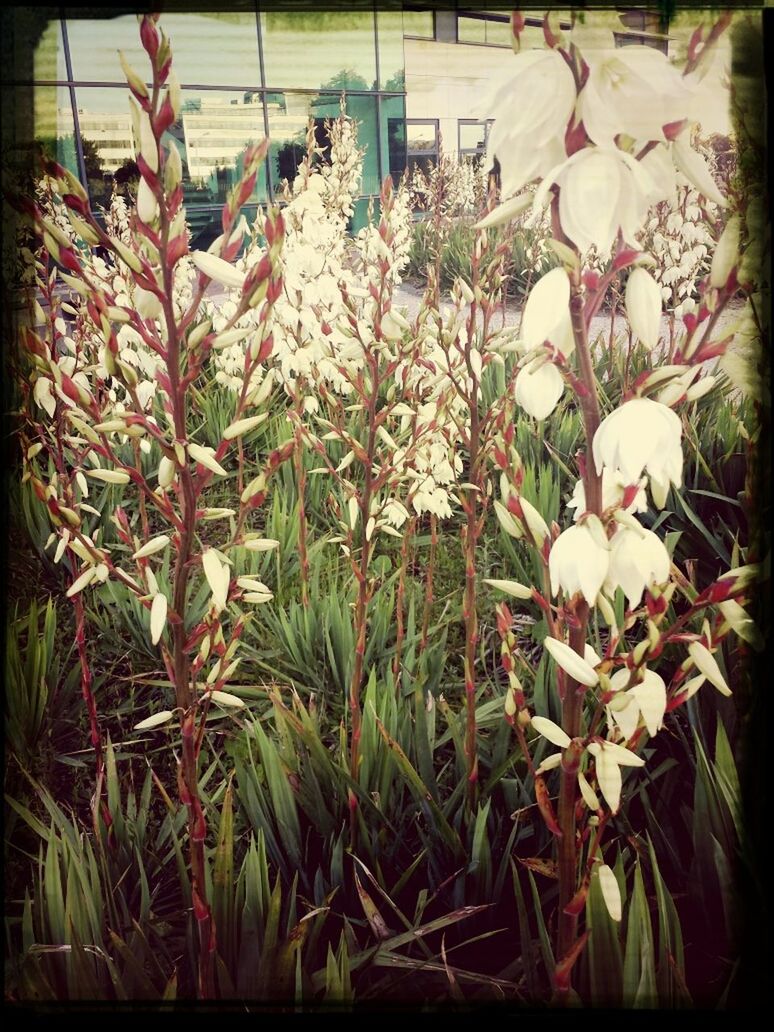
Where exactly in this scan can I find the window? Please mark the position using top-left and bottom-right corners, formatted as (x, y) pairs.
(75, 86), (268, 211)
(406, 119), (438, 176)
(11, 9), (398, 220)
(3, 85), (79, 188)
(260, 11), (377, 92)
(266, 92), (377, 196)
(458, 119), (492, 160)
(382, 95), (407, 182)
(67, 12), (261, 87)
(457, 13), (511, 47)
(377, 11), (406, 91)
(403, 8), (435, 41)
(457, 12), (576, 49)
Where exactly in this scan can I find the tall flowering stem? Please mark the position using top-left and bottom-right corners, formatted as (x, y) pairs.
(483, 9), (743, 999)
(17, 14), (287, 998)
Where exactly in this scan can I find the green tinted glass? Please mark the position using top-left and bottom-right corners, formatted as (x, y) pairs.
(261, 11), (377, 92)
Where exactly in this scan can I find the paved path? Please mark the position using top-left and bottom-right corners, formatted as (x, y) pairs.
(392, 280), (741, 351)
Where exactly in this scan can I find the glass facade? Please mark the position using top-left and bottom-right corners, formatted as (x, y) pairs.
(6, 6), (408, 239)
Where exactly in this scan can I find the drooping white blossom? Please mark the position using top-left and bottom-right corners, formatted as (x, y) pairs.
(202, 549), (230, 614)
(587, 739), (645, 813)
(549, 523), (610, 605)
(625, 267), (663, 350)
(521, 267), (574, 355)
(593, 398), (683, 507)
(484, 49), (576, 198)
(687, 640), (732, 697)
(531, 715), (571, 749)
(606, 524), (671, 608)
(598, 864), (622, 922)
(672, 135), (726, 208)
(515, 359), (565, 420)
(578, 42), (693, 149)
(543, 636), (600, 688)
(533, 147), (657, 257)
(607, 667), (667, 740)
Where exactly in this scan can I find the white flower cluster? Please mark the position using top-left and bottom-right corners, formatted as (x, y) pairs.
(354, 177), (412, 287)
(409, 152), (483, 220)
(322, 110), (363, 223)
(641, 134), (720, 311)
(209, 112), (412, 402)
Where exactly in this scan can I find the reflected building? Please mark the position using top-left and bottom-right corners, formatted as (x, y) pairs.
(5, 5), (679, 242)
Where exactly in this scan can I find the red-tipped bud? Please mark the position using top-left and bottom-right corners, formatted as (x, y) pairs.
(496, 602), (513, 637)
(167, 234), (189, 267)
(140, 16), (160, 60)
(583, 269), (601, 292)
(564, 118), (587, 157)
(153, 96), (176, 137)
(620, 483), (642, 510)
(663, 118), (688, 142)
(687, 23), (705, 64)
(613, 248), (642, 272)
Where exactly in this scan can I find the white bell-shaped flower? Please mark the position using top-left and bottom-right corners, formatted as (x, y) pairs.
(606, 524), (671, 608)
(483, 49), (576, 199)
(592, 398), (683, 508)
(533, 147), (656, 257)
(672, 136), (726, 208)
(587, 740), (645, 813)
(549, 523), (610, 606)
(202, 549), (230, 614)
(607, 667), (667, 740)
(521, 268), (574, 356)
(578, 44), (693, 149)
(515, 359), (565, 420)
(639, 143), (679, 206)
(625, 268), (662, 351)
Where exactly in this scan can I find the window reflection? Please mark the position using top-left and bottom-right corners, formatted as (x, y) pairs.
(381, 95), (407, 183)
(403, 9), (435, 40)
(458, 119), (491, 157)
(457, 14), (511, 47)
(377, 11), (405, 91)
(260, 11), (377, 92)
(406, 119), (438, 179)
(267, 92), (377, 197)
(67, 12), (260, 86)
(74, 87), (268, 211)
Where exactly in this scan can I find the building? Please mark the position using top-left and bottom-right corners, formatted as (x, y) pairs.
(3, 4), (674, 243)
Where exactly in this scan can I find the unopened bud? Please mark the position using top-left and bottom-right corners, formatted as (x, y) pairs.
(710, 215), (740, 289)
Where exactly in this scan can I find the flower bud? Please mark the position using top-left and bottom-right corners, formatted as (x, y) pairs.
(625, 267), (662, 350)
(119, 51), (149, 99)
(191, 250), (246, 290)
(158, 455), (175, 488)
(710, 215), (740, 288)
(688, 640), (731, 696)
(164, 143), (183, 193)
